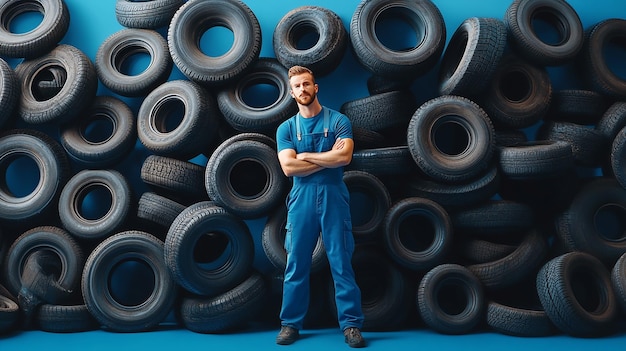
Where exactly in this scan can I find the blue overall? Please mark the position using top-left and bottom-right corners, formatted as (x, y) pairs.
(275, 107), (364, 331)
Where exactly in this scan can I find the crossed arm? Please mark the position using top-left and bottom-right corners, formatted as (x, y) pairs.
(277, 137), (354, 177)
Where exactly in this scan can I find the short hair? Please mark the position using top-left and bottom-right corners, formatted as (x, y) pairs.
(288, 65), (315, 82)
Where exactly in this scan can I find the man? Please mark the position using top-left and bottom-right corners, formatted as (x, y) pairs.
(274, 65), (366, 348)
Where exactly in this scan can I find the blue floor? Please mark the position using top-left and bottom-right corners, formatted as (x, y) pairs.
(3, 324), (626, 351)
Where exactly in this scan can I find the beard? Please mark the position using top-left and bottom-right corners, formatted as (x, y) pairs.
(294, 91), (316, 106)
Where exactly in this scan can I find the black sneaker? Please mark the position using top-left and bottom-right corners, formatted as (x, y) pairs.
(276, 326), (299, 345)
(344, 327), (366, 348)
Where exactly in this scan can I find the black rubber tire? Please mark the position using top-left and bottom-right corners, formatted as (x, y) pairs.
(3, 226), (83, 302)
(417, 263), (485, 334)
(0, 129), (70, 223)
(554, 177), (626, 265)
(216, 58), (297, 133)
(407, 95), (495, 183)
(0, 0), (69, 58)
(596, 102), (626, 142)
(547, 90), (610, 125)
(486, 301), (556, 337)
(15, 44), (98, 125)
(504, 0), (584, 66)
(349, 0), (446, 79)
(0, 58), (19, 129)
(205, 139), (289, 219)
(467, 230), (547, 291)
(273, 5), (347, 76)
(0, 293), (19, 334)
(179, 272), (267, 333)
(348, 245), (413, 331)
(340, 90), (418, 133)
(479, 53), (552, 129)
(136, 192), (186, 231)
(450, 200), (535, 237)
(438, 17), (507, 98)
(383, 197), (453, 271)
(406, 165), (500, 210)
(96, 28), (173, 97)
(536, 121), (609, 167)
(344, 170), (391, 242)
(58, 169), (132, 242)
(115, 0), (183, 29)
(81, 231), (177, 332)
(59, 96), (136, 168)
(140, 155), (208, 204)
(167, 0), (261, 87)
(36, 304), (100, 333)
(165, 202), (255, 297)
(580, 19), (626, 99)
(536, 251), (619, 337)
(455, 238), (517, 264)
(611, 125), (626, 189)
(137, 79), (220, 160)
(497, 140), (574, 180)
(611, 252), (626, 315)
(346, 146), (418, 176)
(261, 204), (328, 274)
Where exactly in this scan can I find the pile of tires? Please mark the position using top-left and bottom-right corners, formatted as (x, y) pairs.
(0, 0), (626, 341)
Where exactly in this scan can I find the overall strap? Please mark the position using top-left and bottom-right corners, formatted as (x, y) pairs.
(296, 106), (330, 141)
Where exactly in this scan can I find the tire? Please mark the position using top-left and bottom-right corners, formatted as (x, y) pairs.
(596, 101), (626, 142)
(273, 5), (347, 76)
(0, 58), (19, 129)
(497, 140), (574, 179)
(205, 139), (289, 219)
(479, 53), (552, 129)
(611, 252), (626, 314)
(15, 44), (98, 125)
(346, 146), (418, 176)
(115, 0), (183, 29)
(407, 95), (495, 183)
(179, 272), (267, 333)
(165, 202), (255, 296)
(536, 252), (618, 337)
(486, 301), (556, 337)
(81, 231), (177, 332)
(537, 121), (609, 168)
(611, 125), (626, 189)
(0, 0), (69, 58)
(136, 192), (186, 231)
(140, 155), (208, 204)
(137, 80), (220, 159)
(438, 17), (507, 98)
(383, 197), (453, 271)
(455, 238), (516, 264)
(0, 129), (70, 223)
(168, 0), (261, 87)
(406, 165), (500, 210)
(348, 245), (413, 331)
(0, 293), (19, 334)
(216, 58), (297, 133)
(417, 263), (485, 334)
(261, 205), (328, 274)
(344, 170), (391, 242)
(58, 169), (132, 241)
(59, 96), (136, 168)
(96, 28), (173, 97)
(504, 0), (584, 66)
(580, 19), (626, 99)
(340, 90), (417, 133)
(554, 177), (626, 265)
(547, 90), (610, 125)
(3, 226), (83, 303)
(467, 230), (547, 290)
(36, 304), (100, 332)
(349, 0), (446, 79)
(450, 200), (535, 237)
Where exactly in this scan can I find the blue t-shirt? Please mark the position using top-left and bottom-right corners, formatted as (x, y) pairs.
(276, 106), (353, 183)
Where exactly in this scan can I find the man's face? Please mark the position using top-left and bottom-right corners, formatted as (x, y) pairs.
(289, 73), (318, 106)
